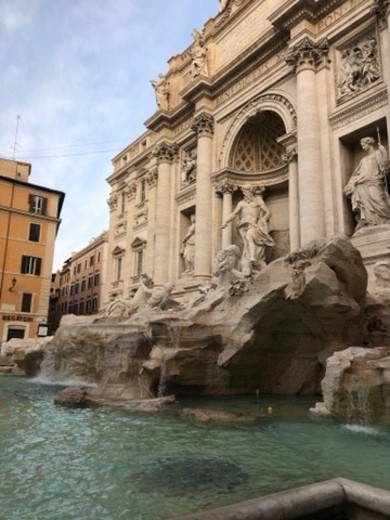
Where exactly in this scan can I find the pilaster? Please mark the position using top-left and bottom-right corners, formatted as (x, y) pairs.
(192, 113), (214, 280)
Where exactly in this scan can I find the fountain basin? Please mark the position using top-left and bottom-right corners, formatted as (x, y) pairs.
(170, 478), (390, 519)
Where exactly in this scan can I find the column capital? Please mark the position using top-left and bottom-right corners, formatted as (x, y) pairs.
(285, 37), (329, 73)
(371, 0), (390, 25)
(192, 113), (214, 136)
(152, 142), (179, 163)
(215, 181), (236, 195)
(147, 170), (158, 188)
(283, 147), (298, 163)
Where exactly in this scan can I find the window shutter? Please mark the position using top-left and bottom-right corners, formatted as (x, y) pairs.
(42, 197), (48, 216)
(28, 194), (34, 212)
(35, 258), (42, 276)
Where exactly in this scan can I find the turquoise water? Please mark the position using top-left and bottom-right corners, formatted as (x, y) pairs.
(1, 376), (390, 520)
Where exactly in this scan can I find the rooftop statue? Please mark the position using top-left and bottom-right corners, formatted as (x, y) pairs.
(219, 0), (230, 11)
(150, 72), (169, 111)
(344, 137), (390, 231)
(191, 29), (208, 78)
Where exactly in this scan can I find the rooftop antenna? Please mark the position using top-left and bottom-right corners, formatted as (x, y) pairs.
(11, 114), (20, 160)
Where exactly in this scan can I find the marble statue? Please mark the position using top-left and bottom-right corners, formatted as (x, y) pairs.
(221, 186), (275, 275)
(191, 29), (208, 78)
(150, 73), (169, 111)
(181, 151), (196, 183)
(344, 137), (390, 230)
(181, 214), (196, 275)
(214, 244), (248, 286)
(102, 273), (154, 319)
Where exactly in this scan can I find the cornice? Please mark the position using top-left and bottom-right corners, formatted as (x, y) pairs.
(269, 0), (346, 31)
(211, 165), (289, 189)
(175, 184), (196, 206)
(329, 86), (388, 129)
(145, 100), (194, 133)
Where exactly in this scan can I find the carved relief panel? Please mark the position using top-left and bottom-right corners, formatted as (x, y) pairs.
(336, 32), (381, 102)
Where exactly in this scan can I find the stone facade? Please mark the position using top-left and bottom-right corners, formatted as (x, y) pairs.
(51, 232), (109, 330)
(105, 0), (390, 304)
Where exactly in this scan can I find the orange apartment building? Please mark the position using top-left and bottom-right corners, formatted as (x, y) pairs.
(53, 231), (108, 327)
(0, 158), (65, 342)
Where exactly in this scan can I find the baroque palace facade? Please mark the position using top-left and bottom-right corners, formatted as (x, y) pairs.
(0, 158), (64, 341)
(104, 0), (390, 305)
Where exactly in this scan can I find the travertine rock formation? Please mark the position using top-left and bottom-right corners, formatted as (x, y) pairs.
(44, 237), (368, 402)
(313, 346), (390, 424)
(0, 337), (52, 376)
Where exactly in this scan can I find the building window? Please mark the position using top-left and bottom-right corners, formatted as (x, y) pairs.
(120, 191), (126, 214)
(21, 293), (33, 312)
(21, 255), (41, 276)
(131, 237), (146, 277)
(140, 179), (146, 203)
(81, 280), (86, 292)
(28, 223), (41, 242)
(94, 273), (100, 286)
(114, 257), (122, 282)
(75, 283), (79, 294)
(28, 194), (47, 215)
(88, 276), (93, 289)
(79, 301), (85, 314)
(90, 255), (95, 266)
(86, 299), (92, 313)
(7, 327), (25, 340)
(77, 263), (81, 273)
(135, 249), (143, 276)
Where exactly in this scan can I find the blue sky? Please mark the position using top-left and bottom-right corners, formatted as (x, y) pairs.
(0, 0), (218, 270)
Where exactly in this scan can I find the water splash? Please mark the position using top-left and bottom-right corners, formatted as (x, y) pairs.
(157, 355), (167, 397)
(342, 424), (380, 436)
(31, 345), (96, 387)
(157, 322), (179, 398)
(346, 384), (372, 426)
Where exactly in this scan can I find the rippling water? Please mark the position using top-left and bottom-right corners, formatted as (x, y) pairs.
(1, 376), (390, 520)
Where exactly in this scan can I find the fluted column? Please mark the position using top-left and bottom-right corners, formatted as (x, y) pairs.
(283, 147), (300, 251)
(192, 113), (214, 280)
(153, 143), (176, 285)
(286, 38), (328, 245)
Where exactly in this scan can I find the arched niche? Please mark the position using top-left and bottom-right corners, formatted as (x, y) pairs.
(220, 104), (294, 261)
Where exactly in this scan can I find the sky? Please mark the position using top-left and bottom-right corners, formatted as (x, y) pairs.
(0, 0), (219, 270)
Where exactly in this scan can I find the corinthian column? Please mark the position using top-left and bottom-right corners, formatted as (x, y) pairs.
(286, 38), (328, 245)
(152, 143), (177, 285)
(283, 147), (300, 251)
(192, 113), (214, 280)
(218, 182), (235, 248)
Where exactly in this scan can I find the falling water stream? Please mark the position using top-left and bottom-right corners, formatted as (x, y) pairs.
(1, 375), (390, 520)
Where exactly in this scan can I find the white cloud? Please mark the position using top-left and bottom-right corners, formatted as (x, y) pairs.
(0, 0), (218, 270)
